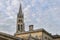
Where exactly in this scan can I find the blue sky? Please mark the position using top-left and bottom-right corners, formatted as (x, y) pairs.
(0, 0), (60, 35)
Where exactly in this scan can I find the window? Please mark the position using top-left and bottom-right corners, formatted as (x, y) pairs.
(45, 37), (47, 39)
(16, 37), (21, 40)
(19, 20), (22, 23)
(18, 25), (20, 30)
(21, 25), (23, 30)
(19, 20), (20, 22)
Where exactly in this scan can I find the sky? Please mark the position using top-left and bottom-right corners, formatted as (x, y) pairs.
(0, 0), (60, 35)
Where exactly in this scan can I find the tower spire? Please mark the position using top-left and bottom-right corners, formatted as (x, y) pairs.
(16, 1), (25, 33)
(18, 3), (23, 17)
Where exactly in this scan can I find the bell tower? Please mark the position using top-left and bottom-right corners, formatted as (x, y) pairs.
(16, 3), (25, 33)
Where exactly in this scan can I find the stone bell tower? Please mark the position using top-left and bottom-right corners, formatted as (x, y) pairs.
(16, 3), (25, 33)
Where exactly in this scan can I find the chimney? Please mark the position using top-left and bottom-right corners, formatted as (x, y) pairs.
(29, 25), (34, 31)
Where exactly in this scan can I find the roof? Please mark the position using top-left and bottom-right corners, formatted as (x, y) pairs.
(0, 32), (18, 40)
(53, 35), (60, 39)
(15, 28), (53, 38)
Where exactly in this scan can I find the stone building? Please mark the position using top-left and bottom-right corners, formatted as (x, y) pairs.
(0, 2), (60, 40)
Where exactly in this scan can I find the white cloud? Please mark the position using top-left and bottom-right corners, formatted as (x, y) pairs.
(31, 0), (36, 6)
(23, 5), (31, 11)
(11, 0), (19, 6)
(39, 0), (46, 4)
(0, 2), (3, 6)
(36, 18), (40, 23)
(24, 5), (31, 18)
(31, 13), (36, 18)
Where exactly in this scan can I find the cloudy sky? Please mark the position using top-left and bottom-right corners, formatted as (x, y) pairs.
(0, 0), (60, 35)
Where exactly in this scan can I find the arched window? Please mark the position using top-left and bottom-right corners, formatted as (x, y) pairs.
(18, 25), (20, 30)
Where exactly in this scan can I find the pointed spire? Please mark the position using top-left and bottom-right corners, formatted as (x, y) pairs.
(18, 3), (23, 17)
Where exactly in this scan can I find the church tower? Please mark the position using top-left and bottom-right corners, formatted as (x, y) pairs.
(16, 3), (25, 33)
